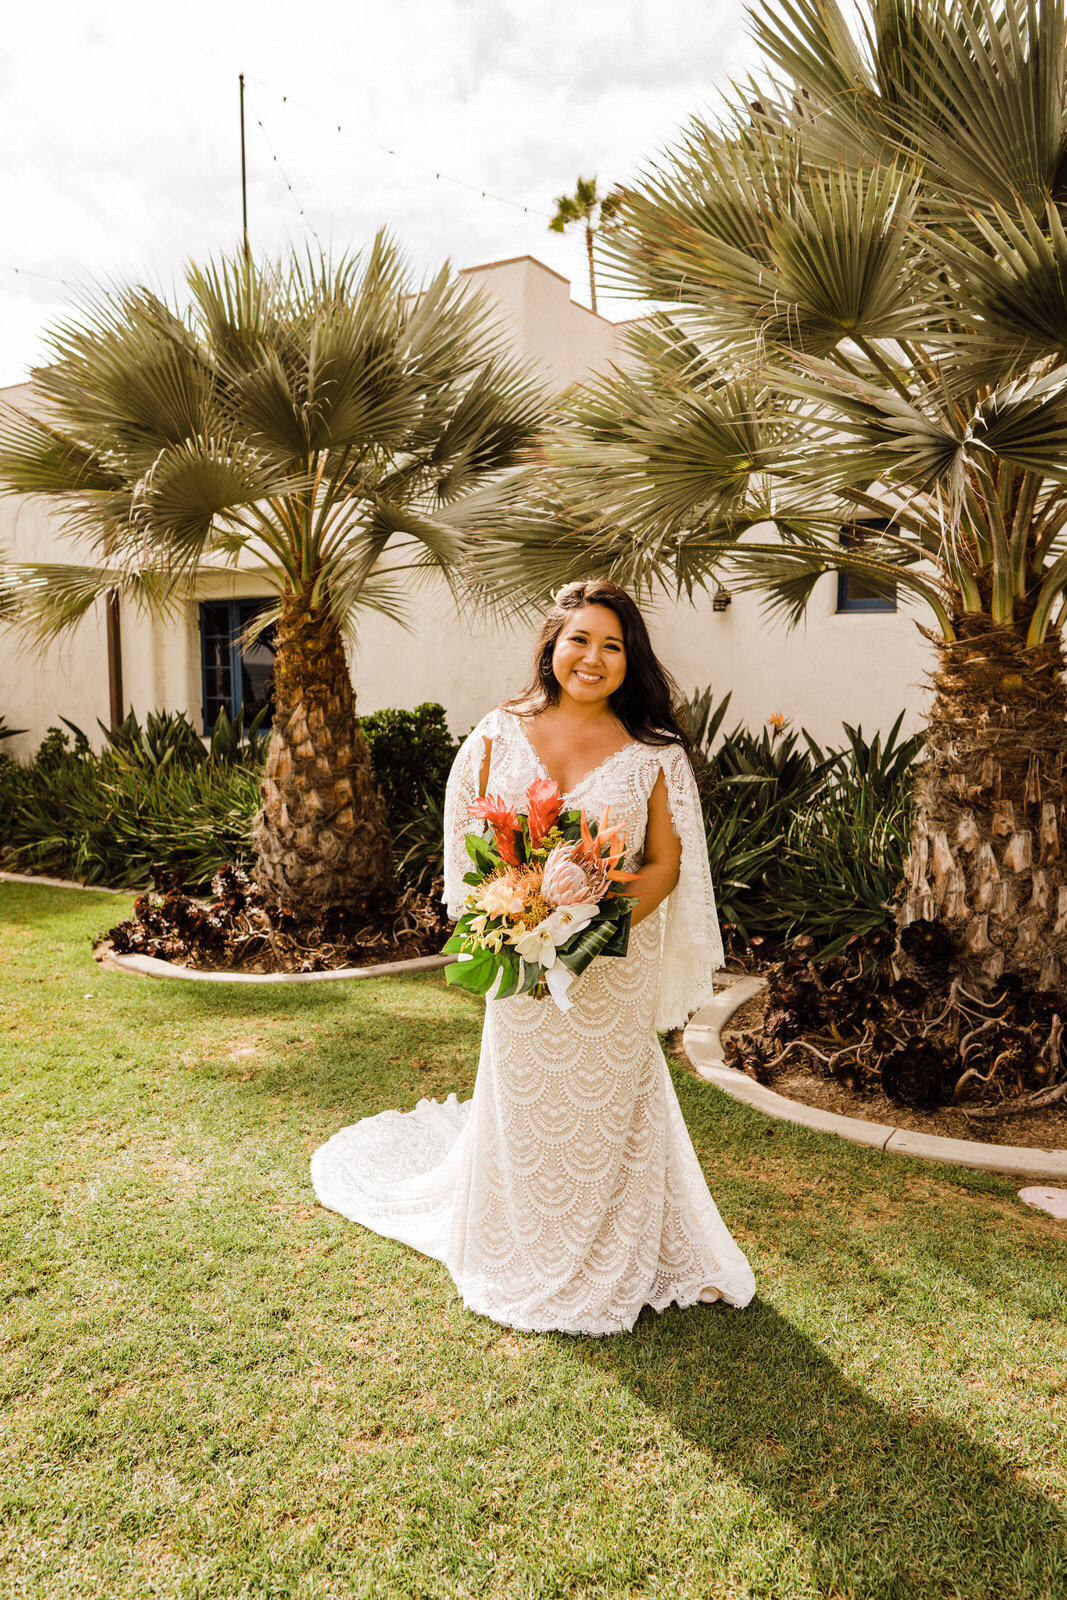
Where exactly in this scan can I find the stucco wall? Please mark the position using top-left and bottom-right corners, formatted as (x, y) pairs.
(0, 258), (933, 760)
(459, 255), (622, 389)
(341, 572), (932, 749)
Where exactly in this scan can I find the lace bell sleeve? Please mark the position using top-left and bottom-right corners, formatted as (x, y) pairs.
(441, 712), (496, 920)
(654, 743), (725, 1031)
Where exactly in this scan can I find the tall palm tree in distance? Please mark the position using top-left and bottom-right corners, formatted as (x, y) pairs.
(548, 176), (624, 314)
(0, 236), (548, 909)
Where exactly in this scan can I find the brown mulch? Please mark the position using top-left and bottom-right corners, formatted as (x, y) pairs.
(716, 989), (1067, 1149)
(98, 866), (452, 975)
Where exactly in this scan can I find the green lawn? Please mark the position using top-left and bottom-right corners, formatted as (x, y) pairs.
(1, 880), (1064, 1600)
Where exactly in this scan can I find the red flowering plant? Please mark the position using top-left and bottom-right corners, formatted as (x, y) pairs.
(443, 777), (640, 1009)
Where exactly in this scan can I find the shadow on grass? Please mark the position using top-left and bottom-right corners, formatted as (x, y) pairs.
(580, 1297), (1066, 1599)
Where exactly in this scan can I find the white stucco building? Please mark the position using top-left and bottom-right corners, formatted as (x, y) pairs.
(0, 254), (931, 759)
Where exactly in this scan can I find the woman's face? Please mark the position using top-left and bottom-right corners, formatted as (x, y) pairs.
(550, 604), (627, 706)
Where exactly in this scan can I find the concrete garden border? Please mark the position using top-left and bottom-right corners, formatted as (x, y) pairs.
(1, 869), (128, 895)
(684, 975), (1067, 1184)
(99, 948), (451, 984)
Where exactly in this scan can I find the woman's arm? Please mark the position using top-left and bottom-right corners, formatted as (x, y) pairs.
(630, 770), (682, 928)
(442, 722), (494, 919)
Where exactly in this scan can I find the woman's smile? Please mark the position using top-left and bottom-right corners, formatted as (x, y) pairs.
(551, 604), (627, 703)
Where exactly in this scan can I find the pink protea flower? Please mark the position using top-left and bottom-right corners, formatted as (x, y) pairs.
(541, 842), (594, 908)
(525, 776), (564, 846)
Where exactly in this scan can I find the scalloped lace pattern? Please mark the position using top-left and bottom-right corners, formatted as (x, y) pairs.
(312, 711), (754, 1335)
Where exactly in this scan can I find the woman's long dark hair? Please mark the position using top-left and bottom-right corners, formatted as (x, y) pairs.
(504, 579), (693, 754)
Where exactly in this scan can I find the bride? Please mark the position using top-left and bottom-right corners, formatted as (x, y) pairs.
(311, 579), (755, 1335)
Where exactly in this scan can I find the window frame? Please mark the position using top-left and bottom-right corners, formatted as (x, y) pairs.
(836, 520), (898, 615)
(198, 599), (276, 733)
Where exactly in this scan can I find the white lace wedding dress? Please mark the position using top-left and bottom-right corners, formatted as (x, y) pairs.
(311, 709), (755, 1335)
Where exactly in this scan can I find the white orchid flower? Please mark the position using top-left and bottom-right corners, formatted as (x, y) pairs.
(513, 904), (597, 969)
(546, 903), (597, 941)
(513, 923), (558, 967)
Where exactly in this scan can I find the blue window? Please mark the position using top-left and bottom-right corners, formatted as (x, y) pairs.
(837, 523), (897, 613)
(836, 572), (897, 612)
(199, 600), (276, 732)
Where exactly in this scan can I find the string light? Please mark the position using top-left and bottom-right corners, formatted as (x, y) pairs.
(0, 263), (75, 289)
(249, 98), (324, 247)
(247, 76), (552, 220)
(0, 76), (555, 296)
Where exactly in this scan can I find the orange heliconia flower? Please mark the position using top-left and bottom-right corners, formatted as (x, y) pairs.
(468, 794), (522, 866)
(525, 776), (565, 846)
(575, 804), (639, 895)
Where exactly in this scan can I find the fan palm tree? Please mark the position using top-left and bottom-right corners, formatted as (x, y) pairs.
(488, 0), (1067, 987)
(0, 237), (548, 908)
(548, 177), (625, 314)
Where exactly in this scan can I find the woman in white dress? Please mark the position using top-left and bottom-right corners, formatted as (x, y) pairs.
(311, 580), (755, 1335)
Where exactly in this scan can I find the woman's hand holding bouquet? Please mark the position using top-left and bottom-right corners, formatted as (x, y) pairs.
(444, 777), (639, 1010)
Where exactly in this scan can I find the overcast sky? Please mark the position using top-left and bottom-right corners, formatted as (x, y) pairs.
(0, 0), (757, 387)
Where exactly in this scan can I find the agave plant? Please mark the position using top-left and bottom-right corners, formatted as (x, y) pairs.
(0, 237), (547, 909)
(482, 0), (1067, 988)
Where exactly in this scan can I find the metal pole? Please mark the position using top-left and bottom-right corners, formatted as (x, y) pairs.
(106, 590), (124, 729)
(239, 73), (250, 262)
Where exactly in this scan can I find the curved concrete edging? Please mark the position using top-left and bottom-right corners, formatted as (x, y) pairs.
(685, 976), (1067, 1184)
(101, 949), (452, 985)
(1, 869), (128, 895)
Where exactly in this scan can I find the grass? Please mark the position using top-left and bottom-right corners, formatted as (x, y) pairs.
(1, 879), (1065, 1600)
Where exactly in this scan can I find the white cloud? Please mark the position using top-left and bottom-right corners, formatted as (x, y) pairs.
(0, 0), (755, 383)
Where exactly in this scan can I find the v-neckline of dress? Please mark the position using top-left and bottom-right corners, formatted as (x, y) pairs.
(508, 711), (639, 802)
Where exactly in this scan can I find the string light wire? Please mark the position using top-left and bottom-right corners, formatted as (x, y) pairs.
(0, 78), (554, 300)
(248, 91), (325, 247)
(0, 263), (75, 290)
(247, 76), (552, 220)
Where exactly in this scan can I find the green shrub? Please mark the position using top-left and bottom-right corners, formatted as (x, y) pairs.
(771, 788), (913, 953)
(683, 690), (920, 945)
(360, 703), (458, 820)
(2, 690), (916, 930)
(0, 702), (459, 895)
(90, 708), (208, 772)
(3, 758), (261, 889)
(391, 789), (447, 894)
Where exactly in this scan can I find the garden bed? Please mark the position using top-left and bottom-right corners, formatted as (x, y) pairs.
(100, 865), (452, 975)
(723, 989), (1067, 1149)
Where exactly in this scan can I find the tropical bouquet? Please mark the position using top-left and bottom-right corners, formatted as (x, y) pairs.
(444, 776), (640, 1010)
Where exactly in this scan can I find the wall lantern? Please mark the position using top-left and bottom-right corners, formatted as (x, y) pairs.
(712, 585), (733, 613)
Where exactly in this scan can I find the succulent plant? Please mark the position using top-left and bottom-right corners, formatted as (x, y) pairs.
(899, 919), (958, 980)
(880, 1041), (959, 1108)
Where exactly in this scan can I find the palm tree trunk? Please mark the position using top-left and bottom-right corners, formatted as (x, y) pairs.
(252, 592), (392, 909)
(585, 224), (598, 316)
(900, 614), (1067, 987)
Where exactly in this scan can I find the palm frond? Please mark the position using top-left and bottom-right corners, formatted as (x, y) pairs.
(0, 407), (126, 499)
(974, 369), (1067, 480)
(0, 239), (548, 646)
(131, 435), (304, 568)
(753, 0), (876, 118)
(551, 359), (778, 539)
(773, 357), (970, 488)
(2, 561), (186, 640)
(720, 535), (954, 630)
(891, 0), (1067, 212)
(933, 201), (1067, 378)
